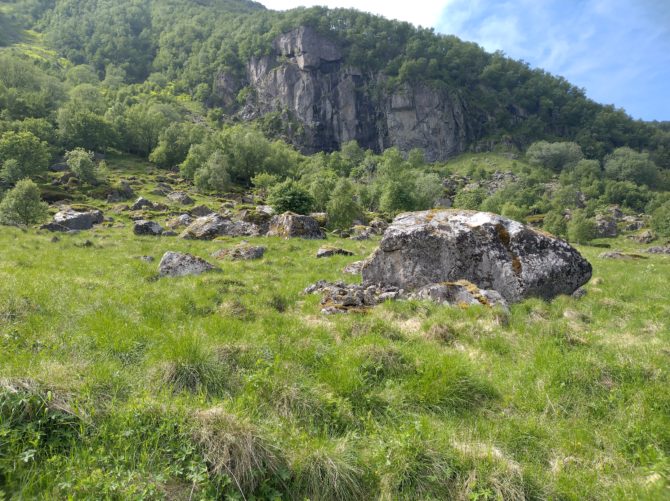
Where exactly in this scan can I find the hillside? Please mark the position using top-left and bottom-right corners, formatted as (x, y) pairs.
(1, 0), (670, 499)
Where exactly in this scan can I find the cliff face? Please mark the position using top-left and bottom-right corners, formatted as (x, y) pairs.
(221, 26), (469, 161)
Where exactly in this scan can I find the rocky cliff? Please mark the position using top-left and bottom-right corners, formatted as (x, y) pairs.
(217, 26), (469, 161)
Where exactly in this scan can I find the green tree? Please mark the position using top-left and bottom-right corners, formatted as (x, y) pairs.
(326, 178), (363, 230)
(194, 151), (231, 193)
(65, 148), (97, 184)
(651, 201), (670, 237)
(567, 211), (596, 244)
(268, 179), (314, 215)
(542, 210), (567, 237)
(379, 180), (414, 214)
(412, 172), (442, 210)
(604, 147), (659, 186)
(0, 178), (48, 226)
(526, 141), (584, 172)
(0, 131), (50, 183)
(452, 189), (485, 210)
(57, 107), (115, 151)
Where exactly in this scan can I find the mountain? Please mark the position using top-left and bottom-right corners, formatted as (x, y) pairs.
(9, 0), (667, 163)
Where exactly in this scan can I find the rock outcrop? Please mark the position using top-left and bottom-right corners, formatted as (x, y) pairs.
(362, 210), (592, 303)
(134, 220), (163, 236)
(43, 207), (104, 231)
(226, 26), (469, 161)
(179, 214), (260, 240)
(267, 212), (325, 239)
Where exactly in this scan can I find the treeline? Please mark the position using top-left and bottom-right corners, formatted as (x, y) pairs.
(1, 0), (665, 162)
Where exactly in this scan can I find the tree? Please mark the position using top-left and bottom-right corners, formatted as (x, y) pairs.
(326, 178), (363, 229)
(567, 211), (596, 244)
(65, 148), (97, 184)
(57, 107), (115, 151)
(542, 210), (567, 237)
(194, 151), (231, 193)
(0, 179), (48, 226)
(651, 202), (670, 237)
(0, 131), (50, 183)
(526, 141), (584, 172)
(149, 122), (206, 168)
(413, 172), (442, 210)
(604, 147), (659, 186)
(452, 188), (485, 210)
(268, 179), (314, 214)
(379, 180), (414, 214)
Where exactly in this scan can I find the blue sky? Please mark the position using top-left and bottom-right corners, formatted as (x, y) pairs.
(260, 1), (670, 121)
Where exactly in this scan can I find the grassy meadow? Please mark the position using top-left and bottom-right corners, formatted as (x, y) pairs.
(1, 160), (669, 500)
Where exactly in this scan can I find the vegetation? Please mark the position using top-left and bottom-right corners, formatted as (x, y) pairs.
(0, 178), (48, 225)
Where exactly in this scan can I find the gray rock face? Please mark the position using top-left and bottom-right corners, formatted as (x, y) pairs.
(267, 212), (325, 239)
(133, 220), (164, 236)
(628, 230), (656, 244)
(304, 280), (403, 314)
(647, 246), (670, 255)
(362, 210), (592, 303)
(190, 205), (214, 217)
(409, 281), (508, 310)
(235, 26), (468, 161)
(179, 214), (259, 240)
(158, 252), (216, 277)
(342, 260), (366, 275)
(50, 208), (104, 231)
(166, 214), (193, 229)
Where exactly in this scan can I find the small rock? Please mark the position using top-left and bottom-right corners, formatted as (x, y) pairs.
(133, 220), (164, 236)
(212, 245), (266, 261)
(49, 162), (68, 172)
(167, 191), (194, 205)
(627, 230), (656, 244)
(646, 246), (670, 255)
(595, 215), (617, 238)
(139, 255), (155, 262)
(162, 230), (177, 237)
(342, 260), (366, 275)
(599, 251), (647, 260)
(50, 236), (60, 243)
(158, 251), (216, 277)
(571, 287), (587, 299)
(316, 246), (354, 258)
(410, 280), (509, 310)
(190, 205), (214, 217)
(166, 214), (193, 229)
(130, 197), (155, 211)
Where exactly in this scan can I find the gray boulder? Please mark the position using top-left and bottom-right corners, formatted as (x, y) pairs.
(179, 214), (260, 240)
(595, 215), (617, 238)
(158, 251), (216, 277)
(628, 230), (656, 244)
(167, 191), (194, 205)
(267, 212), (325, 239)
(190, 205), (214, 217)
(47, 208), (104, 231)
(212, 244), (266, 261)
(362, 210), (592, 303)
(134, 220), (164, 236)
(316, 246), (354, 258)
(130, 197), (155, 211)
(647, 246), (670, 255)
(166, 214), (193, 229)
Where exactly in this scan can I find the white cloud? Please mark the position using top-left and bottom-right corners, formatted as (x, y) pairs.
(258, 1), (449, 29)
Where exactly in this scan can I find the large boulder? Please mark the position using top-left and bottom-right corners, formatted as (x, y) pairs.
(133, 220), (163, 236)
(362, 210), (592, 303)
(179, 214), (260, 240)
(47, 208), (104, 231)
(267, 212), (325, 239)
(158, 251), (216, 277)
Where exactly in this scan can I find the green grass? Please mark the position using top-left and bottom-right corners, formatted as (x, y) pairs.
(1, 161), (669, 499)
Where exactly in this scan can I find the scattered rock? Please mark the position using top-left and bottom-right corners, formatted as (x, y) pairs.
(342, 260), (366, 275)
(309, 212), (328, 227)
(167, 191), (194, 205)
(166, 214), (193, 229)
(646, 246), (670, 255)
(267, 212), (325, 239)
(75, 239), (94, 248)
(158, 251), (216, 277)
(236, 207), (273, 234)
(133, 220), (164, 236)
(409, 280), (509, 310)
(350, 225), (374, 240)
(622, 215), (645, 231)
(362, 210), (592, 303)
(304, 280), (402, 314)
(50, 236), (60, 243)
(180, 214), (260, 240)
(595, 215), (617, 238)
(212, 244), (266, 261)
(316, 246), (354, 258)
(369, 219), (389, 235)
(162, 231), (177, 237)
(43, 208), (104, 231)
(139, 255), (155, 262)
(190, 205), (214, 217)
(130, 197), (155, 211)
(599, 251), (647, 260)
(627, 230), (656, 244)
(107, 180), (135, 203)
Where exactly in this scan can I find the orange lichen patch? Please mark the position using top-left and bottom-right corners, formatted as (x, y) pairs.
(512, 256), (522, 275)
(495, 223), (511, 248)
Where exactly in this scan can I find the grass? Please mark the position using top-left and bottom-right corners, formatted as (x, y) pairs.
(1, 156), (669, 499)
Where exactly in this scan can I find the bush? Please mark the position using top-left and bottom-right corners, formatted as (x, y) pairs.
(0, 131), (51, 183)
(526, 141), (583, 171)
(268, 179), (314, 214)
(194, 151), (231, 193)
(251, 172), (280, 194)
(452, 189), (485, 210)
(604, 147), (659, 186)
(567, 210), (596, 244)
(651, 202), (670, 237)
(543, 210), (567, 237)
(0, 178), (48, 225)
(65, 148), (97, 184)
(326, 178), (363, 229)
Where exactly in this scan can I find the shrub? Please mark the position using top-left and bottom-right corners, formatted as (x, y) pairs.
(268, 179), (314, 214)
(604, 147), (659, 186)
(0, 131), (51, 183)
(194, 151), (231, 193)
(452, 189), (485, 210)
(567, 210), (596, 244)
(0, 178), (48, 226)
(651, 201), (670, 237)
(543, 210), (567, 237)
(326, 178), (363, 229)
(251, 172), (280, 194)
(65, 148), (97, 184)
(526, 141), (583, 171)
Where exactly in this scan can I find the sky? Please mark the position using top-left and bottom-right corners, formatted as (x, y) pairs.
(259, 0), (670, 121)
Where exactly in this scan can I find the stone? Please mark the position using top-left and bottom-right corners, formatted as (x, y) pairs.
(595, 215), (617, 238)
(409, 280), (509, 310)
(309, 212), (328, 227)
(599, 251), (647, 260)
(236, 207), (273, 234)
(342, 260), (366, 275)
(628, 230), (656, 244)
(166, 214), (193, 229)
(139, 255), (155, 262)
(190, 205), (214, 217)
(303, 280), (401, 313)
(179, 214), (260, 240)
(49, 162), (68, 172)
(167, 191), (194, 205)
(362, 210), (592, 303)
(45, 208), (104, 231)
(350, 225), (374, 241)
(647, 246), (670, 255)
(267, 212), (325, 239)
(158, 251), (216, 277)
(107, 180), (135, 203)
(130, 197), (156, 211)
(133, 220), (164, 236)
(316, 246), (354, 258)
(212, 244), (266, 261)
